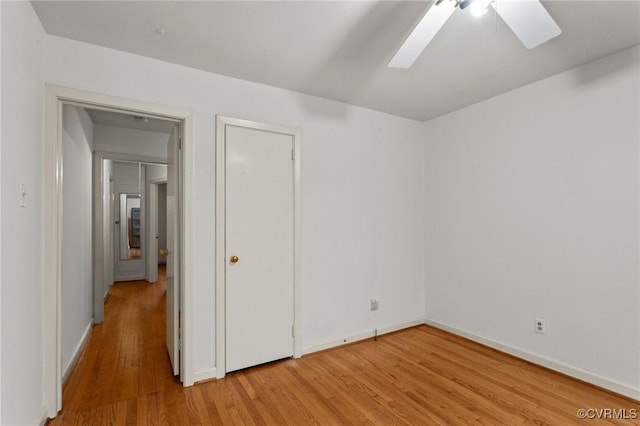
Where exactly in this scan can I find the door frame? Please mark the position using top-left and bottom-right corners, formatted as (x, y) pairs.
(215, 115), (302, 378)
(43, 85), (194, 418)
(147, 177), (167, 283)
(96, 155), (164, 293)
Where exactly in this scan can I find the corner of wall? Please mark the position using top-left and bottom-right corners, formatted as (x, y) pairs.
(1, 1), (47, 424)
(422, 46), (640, 397)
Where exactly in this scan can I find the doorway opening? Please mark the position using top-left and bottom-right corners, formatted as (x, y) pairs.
(43, 85), (193, 419)
(102, 159), (168, 285)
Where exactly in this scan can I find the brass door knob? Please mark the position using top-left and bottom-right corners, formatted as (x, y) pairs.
(229, 255), (239, 264)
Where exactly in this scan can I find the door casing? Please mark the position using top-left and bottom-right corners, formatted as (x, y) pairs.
(146, 178), (167, 284)
(95, 155), (165, 294)
(215, 116), (302, 378)
(43, 85), (194, 419)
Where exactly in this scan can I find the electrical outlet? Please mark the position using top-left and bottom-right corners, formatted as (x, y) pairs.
(370, 299), (379, 311)
(534, 317), (546, 335)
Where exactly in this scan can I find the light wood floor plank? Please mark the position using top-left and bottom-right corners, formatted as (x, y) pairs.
(47, 268), (640, 425)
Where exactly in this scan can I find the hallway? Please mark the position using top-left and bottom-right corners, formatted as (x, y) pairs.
(51, 267), (181, 423)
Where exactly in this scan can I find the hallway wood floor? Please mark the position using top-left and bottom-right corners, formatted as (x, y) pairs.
(49, 272), (639, 425)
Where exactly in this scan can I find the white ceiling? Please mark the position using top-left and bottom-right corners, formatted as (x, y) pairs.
(87, 109), (175, 133)
(32, 1), (640, 121)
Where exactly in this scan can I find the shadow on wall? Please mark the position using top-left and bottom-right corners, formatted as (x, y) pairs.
(294, 1), (427, 118)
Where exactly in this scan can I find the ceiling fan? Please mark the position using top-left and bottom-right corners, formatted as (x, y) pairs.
(388, 0), (562, 68)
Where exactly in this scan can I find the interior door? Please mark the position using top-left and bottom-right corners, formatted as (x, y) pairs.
(225, 124), (295, 373)
(147, 182), (159, 283)
(166, 124), (181, 376)
(108, 180), (115, 288)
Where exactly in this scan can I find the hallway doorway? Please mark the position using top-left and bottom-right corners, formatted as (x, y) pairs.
(43, 85), (194, 418)
(56, 266), (176, 416)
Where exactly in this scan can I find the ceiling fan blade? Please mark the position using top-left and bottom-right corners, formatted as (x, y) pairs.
(492, 0), (561, 49)
(388, 1), (457, 69)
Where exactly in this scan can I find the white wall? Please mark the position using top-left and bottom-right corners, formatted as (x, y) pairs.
(0, 4), (3, 422)
(44, 35), (426, 376)
(94, 124), (170, 161)
(61, 105), (94, 379)
(424, 45), (640, 398)
(147, 163), (167, 182)
(1, 2), (46, 425)
(112, 161), (146, 187)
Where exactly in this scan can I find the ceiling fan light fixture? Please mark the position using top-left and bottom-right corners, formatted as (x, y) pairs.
(469, 0), (493, 17)
(492, 0), (562, 49)
(388, 0), (561, 69)
(387, 0), (457, 68)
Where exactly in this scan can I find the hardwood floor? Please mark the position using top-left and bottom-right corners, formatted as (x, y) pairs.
(49, 272), (639, 425)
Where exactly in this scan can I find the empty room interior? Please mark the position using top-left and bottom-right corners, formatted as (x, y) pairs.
(2, 0), (640, 425)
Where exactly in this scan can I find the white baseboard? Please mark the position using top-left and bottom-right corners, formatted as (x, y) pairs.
(114, 274), (146, 282)
(302, 318), (425, 355)
(424, 319), (640, 401)
(62, 322), (93, 384)
(193, 367), (217, 384)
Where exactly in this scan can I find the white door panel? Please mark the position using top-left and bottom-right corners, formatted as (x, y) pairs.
(225, 125), (294, 373)
(166, 125), (180, 376)
(108, 181), (114, 287)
